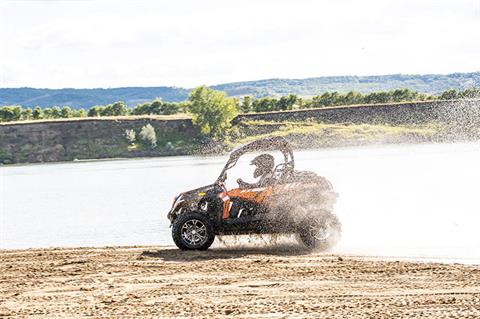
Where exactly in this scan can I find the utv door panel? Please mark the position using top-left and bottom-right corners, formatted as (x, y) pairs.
(222, 197), (266, 233)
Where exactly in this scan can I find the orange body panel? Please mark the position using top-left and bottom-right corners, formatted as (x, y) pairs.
(222, 198), (231, 219)
(218, 192), (231, 219)
(221, 187), (273, 219)
(227, 187), (273, 203)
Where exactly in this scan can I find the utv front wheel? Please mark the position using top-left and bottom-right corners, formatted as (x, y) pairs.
(172, 212), (215, 250)
(298, 212), (341, 251)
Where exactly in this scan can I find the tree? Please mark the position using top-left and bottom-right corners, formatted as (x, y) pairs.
(0, 106), (22, 122)
(33, 106), (43, 119)
(252, 97), (276, 112)
(177, 101), (191, 113)
(60, 106), (73, 118)
(131, 99), (181, 115)
(188, 86), (238, 139)
(139, 124), (157, 148)
(162, 102), (181, 115)
(111, 101), (128, 116)
(344, 91), (363, 105)
(150, 99), (163, 114)
(101, 102), (128, 116)
(21, 108), (33, 120)
(276, 94), (297, 110)
(75, 109), (87, 117)
(318, 92), (340, 106)
(124, 129), (136, 145)
(42, 108), (52, 118)
(364, 91), (390, 104)
(308, 95), (324, 108)
(439, 89), (458, 100)
(131, 102), (151, 115)
(50, 106), (62, 118)
(240, 96), (252, 113)
(459, 87), (480, 99)
(88, 106), (103, 117)
(392, 89), (414, 102)
(286, 94), (298, 110)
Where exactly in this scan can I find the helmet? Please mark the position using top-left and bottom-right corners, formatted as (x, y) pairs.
(250, 154), (275, 178)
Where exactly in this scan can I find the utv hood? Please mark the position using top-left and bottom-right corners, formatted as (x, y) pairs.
(175, 184), (219, 202)
(168, 183), (222, 221)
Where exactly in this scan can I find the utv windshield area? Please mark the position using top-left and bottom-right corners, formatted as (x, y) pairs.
(216, 136), (294, 183)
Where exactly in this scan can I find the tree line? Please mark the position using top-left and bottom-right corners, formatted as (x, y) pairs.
(1, 87), (479, 124)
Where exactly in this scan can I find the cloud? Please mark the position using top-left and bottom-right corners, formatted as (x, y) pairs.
(0, 0), (478, 88)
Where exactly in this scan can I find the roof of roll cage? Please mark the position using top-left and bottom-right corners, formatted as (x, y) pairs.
(217, 136), (294, 182)
(229, 136), (293, 162)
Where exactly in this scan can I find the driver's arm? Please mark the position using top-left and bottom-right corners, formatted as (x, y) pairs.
(236, 178), (259, 189)
(237, 174), (272, 189)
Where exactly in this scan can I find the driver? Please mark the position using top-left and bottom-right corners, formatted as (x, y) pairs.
(237, 154), (275, 189)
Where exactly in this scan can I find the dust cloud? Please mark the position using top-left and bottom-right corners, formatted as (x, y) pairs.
(214, 137), (480, 262)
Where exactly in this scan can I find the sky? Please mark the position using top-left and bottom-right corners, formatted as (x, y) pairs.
(0, 0), (479, 89)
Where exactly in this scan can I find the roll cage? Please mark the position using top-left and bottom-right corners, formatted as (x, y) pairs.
(216, 136), (295, 183)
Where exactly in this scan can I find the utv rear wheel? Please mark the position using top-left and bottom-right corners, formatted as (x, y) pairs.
(172, 212), (215, 250)
(298, 211), (341, 251)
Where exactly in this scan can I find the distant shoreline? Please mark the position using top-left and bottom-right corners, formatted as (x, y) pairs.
(1, 99), (479, 165)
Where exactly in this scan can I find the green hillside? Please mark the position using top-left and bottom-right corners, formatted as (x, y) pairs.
(212, 72), (480, 97)
(1, 72), (479, 109)
(0, 87), (189, 109)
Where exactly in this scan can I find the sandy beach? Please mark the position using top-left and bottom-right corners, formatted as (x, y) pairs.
(1, 246), (479, 318)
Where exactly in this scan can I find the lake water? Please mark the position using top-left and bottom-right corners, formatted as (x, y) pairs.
(1, 142), (480, 264)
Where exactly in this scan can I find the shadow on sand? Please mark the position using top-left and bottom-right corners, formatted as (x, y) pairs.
(141, 244), (311, 262)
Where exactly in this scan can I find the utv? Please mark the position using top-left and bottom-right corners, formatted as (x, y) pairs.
(167, 136), (341, 251)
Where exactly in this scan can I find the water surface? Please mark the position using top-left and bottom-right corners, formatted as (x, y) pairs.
(1, 143), (480, 264)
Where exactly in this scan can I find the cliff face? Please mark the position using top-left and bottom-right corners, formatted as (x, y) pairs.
(0, 118), (199, 164)
(235, 100), (480, 125)
(1, 100), (479, 165)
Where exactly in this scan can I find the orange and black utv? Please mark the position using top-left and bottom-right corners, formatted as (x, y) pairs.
(167, 136), (341, 251)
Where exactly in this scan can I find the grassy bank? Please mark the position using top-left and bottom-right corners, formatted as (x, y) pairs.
(0, 117), (450, 165)
(2, 98), (478, 164)
(232, 120), (439, 150)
